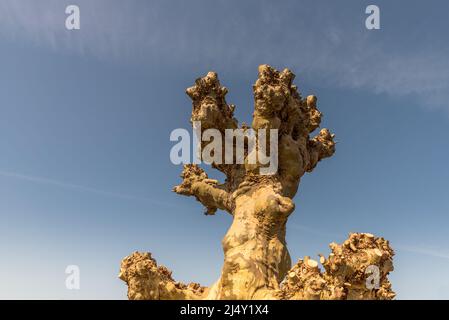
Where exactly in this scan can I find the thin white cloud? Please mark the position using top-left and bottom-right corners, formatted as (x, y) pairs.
(0, 169), (177, 207)
(395, 245), (449, 260)
(290, 224), (449, 261)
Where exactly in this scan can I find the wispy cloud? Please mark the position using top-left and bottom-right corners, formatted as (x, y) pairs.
(0, 169), (177, 208)
(395, 245), (449, 260)
(0, 0), (448, 111)
(290, 224), (449, 261)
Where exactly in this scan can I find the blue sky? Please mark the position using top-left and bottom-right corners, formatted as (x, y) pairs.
(0, 0), (448, 299)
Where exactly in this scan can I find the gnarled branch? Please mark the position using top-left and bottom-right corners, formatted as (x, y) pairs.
(173, 164), (234, 215)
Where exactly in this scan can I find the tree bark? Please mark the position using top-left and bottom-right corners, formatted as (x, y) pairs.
(205, 184), (294, 299)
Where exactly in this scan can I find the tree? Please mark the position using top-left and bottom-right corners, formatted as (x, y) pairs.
(119, 65), (395, 300)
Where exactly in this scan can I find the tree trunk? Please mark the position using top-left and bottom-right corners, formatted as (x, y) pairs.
(206, 185), (293, 299)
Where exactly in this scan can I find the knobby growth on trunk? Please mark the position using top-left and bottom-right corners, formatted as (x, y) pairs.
(119, 65), (395, 300)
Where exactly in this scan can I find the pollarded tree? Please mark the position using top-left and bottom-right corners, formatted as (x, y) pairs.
(119, 65), (395, 300)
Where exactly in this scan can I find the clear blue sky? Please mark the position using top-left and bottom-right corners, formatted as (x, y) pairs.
(0, 0), (448, 299)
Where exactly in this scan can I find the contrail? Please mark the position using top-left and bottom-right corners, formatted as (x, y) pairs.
(290, 223), (449, 260)
(0, 169), (178, 208)
(2, 169), (448, 260)
(395, 245), (449, 260)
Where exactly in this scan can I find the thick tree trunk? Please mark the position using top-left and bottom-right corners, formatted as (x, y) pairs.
(206, 185), (294, 299)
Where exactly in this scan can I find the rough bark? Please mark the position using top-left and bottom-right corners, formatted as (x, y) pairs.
(119, 65), (395, 300)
